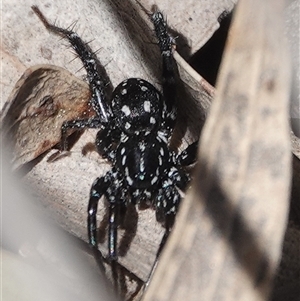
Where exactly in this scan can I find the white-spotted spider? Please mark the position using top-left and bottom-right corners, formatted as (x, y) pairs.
(32, 5), (198, 275)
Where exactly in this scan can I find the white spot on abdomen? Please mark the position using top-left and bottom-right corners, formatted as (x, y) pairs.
(150, 117), (156, 124)
(144, 100), (151, 112)
(122, 155), (126, 166)
(127, 176), (133, 185)
(121, 105), (131, 116)
(151, 176), (158, 185)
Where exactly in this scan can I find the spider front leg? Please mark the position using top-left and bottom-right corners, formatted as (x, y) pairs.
(32, 6), (112, 123)
(146, 182), (182, 288)
(151, 11), (178, 129)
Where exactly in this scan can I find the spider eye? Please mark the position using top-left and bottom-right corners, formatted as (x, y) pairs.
(112, 78), (163, 134)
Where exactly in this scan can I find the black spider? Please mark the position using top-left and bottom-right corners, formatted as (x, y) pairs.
(32, 6), (198, 268)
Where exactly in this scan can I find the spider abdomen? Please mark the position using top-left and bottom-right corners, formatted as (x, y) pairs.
(116, 135), (170, 191)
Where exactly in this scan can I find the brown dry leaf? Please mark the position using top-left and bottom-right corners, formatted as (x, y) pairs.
(1, 65), (92, 169)
(143, 1), (292, 301)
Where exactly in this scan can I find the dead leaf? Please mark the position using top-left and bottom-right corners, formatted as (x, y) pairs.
(1, 65), (93, 169)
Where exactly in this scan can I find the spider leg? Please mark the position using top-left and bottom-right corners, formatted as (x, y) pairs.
(108, 199), (122, 291)
(146, 184), (180, 289)
(151, 11), (177, 129)
(88, 169), (123, 261)
(108, 201), (119, 261)
(144, 223), (170, 290)
(105, 172), (126, 291)
(177, 140), (199, 166)
(87, 174), (111, 271)
(146, 157), (194, 288)
(95, 128), (121, 162)
(156, 213), (174, 256)
(60, 117), (102, 151)
(155, 168), (190, 255)
(32, 6), (112, 123)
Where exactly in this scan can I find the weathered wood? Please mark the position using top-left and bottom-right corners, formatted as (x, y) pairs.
(143, 0), (292, 300)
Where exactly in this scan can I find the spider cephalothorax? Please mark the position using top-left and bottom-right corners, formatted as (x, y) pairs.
(32, 6), (198, 265)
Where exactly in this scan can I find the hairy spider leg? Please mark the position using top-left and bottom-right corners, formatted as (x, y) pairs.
(32, 6), (112, 125)
(158, 141), (198, 238)
(151, 11), (177, 133)
(145, 165), (190, 288)
(87, 175), (108, 271)
(59, 117), (103, 151)
(88, 176), (108, 250)
(107, 200), (120, 261)
(88, 168), (127, 290)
